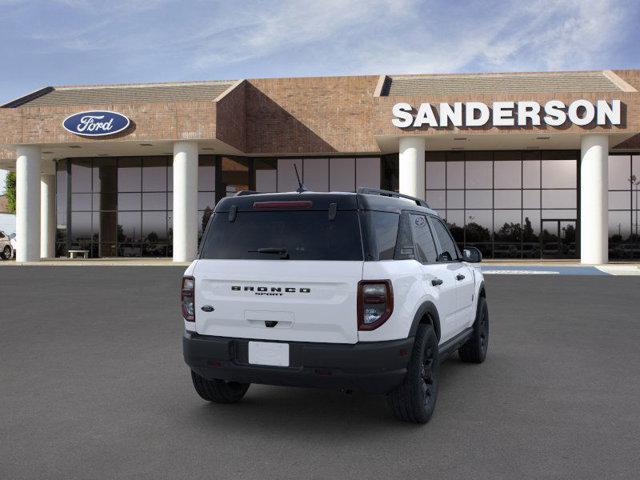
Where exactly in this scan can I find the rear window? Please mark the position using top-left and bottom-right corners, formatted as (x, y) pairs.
(200, 210), (363, 261)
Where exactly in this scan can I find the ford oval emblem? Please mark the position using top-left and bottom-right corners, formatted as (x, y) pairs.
(62, 110), (130, 137)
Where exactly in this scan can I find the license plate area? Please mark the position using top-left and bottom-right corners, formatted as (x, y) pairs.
(248, 341), (290, 367)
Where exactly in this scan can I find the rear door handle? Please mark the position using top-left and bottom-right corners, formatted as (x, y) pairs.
(456, 274), (465, 281)
(431, 278), (443, 286)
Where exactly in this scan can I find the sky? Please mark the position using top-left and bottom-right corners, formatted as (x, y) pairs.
(1, 0), (639, 193)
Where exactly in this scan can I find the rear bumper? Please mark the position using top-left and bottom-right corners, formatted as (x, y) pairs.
(183, 331), (414, 394)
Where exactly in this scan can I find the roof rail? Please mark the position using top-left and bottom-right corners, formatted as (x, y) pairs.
(357, 188), (430, 209)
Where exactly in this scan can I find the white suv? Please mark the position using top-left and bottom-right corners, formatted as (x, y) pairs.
(182, 189), (488, 423)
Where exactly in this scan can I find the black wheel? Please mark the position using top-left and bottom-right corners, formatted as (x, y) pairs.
(459, 296), (489, 363)
(2, 245), (11, 260)
(387, 324), (439, 424)
(190, 370), (250, 404)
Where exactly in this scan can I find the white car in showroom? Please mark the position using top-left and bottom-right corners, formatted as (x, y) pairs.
(0, 230), (15, 260)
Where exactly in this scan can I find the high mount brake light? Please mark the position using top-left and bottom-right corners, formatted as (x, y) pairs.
(181, 276), (195, 322)
(253, 201), (313, 209)
(357, 280), (393, 331)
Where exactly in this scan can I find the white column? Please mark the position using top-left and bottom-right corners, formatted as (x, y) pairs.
(580, 134), (609, 264)
(16, 146), (41, 262)
(399, 137), (425, 199)
(173, 141), (198, 262)
(40, 169), (56, 259)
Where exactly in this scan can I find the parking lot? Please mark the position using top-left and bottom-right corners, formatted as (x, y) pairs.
(1, 267), (639, 479)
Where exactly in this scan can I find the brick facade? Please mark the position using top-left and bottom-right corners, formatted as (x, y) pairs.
(1, 70), (639, 160)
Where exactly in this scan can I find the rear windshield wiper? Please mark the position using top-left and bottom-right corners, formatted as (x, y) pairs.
(248, 247), (290, 259)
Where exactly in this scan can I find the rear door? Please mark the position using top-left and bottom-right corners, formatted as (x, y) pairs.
(427, 216), (476, 335)
(194, 206), (364, 344)
(409, 213), (458, 342)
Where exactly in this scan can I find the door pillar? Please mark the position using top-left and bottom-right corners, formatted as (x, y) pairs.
(398, 137), (425, 199)
(16, 145), (41, 262)
(580, 134), (609, 264)
(173, 141), (198, 262)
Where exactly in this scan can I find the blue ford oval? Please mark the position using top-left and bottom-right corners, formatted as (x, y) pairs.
(63, 110), (130, 137)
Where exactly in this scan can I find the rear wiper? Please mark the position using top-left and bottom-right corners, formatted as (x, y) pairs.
(248, 247), (290, 259)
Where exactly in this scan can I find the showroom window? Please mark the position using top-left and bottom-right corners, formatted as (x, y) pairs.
(608, 154), (640, 260)
(424, 151), (579, 259)
(60, 155), (381, 258)
(258, 157), (381, 192)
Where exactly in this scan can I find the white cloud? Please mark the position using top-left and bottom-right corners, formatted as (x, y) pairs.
(189, 0), (417, 71)
(4, 0), (636, 95)
(350, 0), (629, 74)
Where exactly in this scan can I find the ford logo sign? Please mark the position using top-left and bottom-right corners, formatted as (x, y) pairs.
(62, 110), (130, 137)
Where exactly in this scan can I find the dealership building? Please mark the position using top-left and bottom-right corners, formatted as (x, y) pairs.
(1, 69), (639, 263)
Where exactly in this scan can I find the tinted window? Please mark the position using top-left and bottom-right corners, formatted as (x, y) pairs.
(200, 210), (363, 261)
(366, 211), (399, 260)
(0, 232), (5, 239)
(429, 217), (459, 261)
(410, 214), (438, 263)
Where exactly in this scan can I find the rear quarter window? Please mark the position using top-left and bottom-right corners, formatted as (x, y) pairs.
(363, 211), (399, 261)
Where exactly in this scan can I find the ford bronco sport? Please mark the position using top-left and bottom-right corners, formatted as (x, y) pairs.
(182, 188), (488, 423)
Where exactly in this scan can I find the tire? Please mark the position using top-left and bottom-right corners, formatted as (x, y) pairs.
(387, 324), (439, 424)
(1, 246), (11, 260)
(459, 296), (489, 364)
(190, 370), (250, 404)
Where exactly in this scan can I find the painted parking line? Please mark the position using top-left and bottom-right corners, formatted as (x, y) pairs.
(481, 266), (609, 275)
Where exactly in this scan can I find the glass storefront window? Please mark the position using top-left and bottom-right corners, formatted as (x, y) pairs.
(143, 157), (168, 192)
(304, 158), (329, 192)
(466, 190), (492, 209)
(446, 190), (464, 209)
(446, 161), (464, 189)
(465, 161), (492, 189)
(356, 157), (380, 189)
(608, 154), (639, 260)
(523, 160), (541, 188)
(425, 150), (578, 258)
(277, 158), (303, 192)
(255, 158), (277, 192)
(425, 161), (445, 189)
(329, 157), (355, 191)
(117, 158), (142, 192)
(494, 190), (521, 209)
(426, 190), (446, 210)
(71, 159), (92, 192)
(541, 160), (576, 188)
(494, 161), (521, 189)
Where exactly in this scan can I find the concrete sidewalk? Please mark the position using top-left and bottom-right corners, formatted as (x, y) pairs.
(0, 257), (191, 267)
(1, 257), (640, 275)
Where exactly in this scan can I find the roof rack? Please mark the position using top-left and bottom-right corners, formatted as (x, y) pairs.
(357, 188), (430, 209)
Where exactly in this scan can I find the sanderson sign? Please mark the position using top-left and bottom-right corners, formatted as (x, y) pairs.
(391, 99), (622, 128)
(63, 110), (131, 137)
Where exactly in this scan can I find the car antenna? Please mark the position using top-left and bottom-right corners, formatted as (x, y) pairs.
(293, 163), (308, 193)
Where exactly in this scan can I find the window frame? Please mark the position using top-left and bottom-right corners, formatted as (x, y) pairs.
(408, 212), (439, 265)
(428, 215), (462, 263)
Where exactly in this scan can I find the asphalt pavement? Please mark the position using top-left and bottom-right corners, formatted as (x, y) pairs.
(1, 267), (639, 479)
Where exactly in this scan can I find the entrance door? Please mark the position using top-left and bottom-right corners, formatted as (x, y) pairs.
(540, 219), (577, 259)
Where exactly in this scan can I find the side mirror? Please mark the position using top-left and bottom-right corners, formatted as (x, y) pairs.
(462, 246), (482, 263)
(436, 251), (453, 262)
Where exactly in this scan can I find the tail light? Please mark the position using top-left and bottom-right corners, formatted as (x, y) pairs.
(357, 280), (393, 330)
(181, 276), (195, 322)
